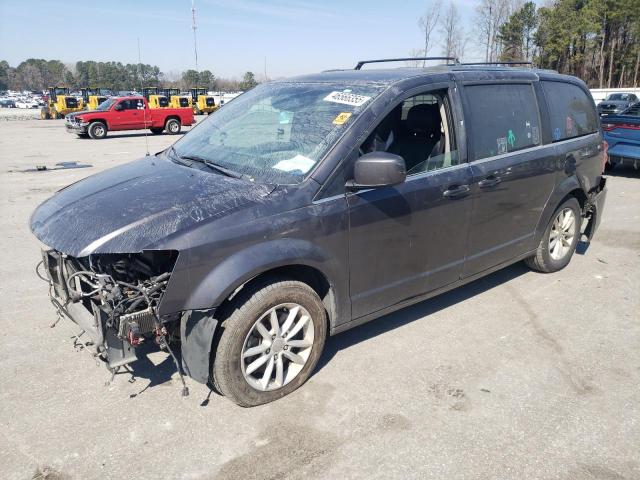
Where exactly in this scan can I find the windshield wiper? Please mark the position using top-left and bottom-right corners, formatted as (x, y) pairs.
(168, 146), (244, 179)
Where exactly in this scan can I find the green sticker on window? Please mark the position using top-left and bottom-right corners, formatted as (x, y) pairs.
(507, 129), (516, 147)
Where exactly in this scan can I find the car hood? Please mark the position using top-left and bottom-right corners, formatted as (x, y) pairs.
(30, 156), (275, 257)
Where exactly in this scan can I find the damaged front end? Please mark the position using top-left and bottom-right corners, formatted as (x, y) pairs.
(38, 249), (187, 389)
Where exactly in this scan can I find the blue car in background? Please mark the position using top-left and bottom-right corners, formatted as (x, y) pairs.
(602, 103), (640, 171)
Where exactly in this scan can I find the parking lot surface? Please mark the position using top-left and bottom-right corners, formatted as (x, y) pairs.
(0, 119), (638, 480)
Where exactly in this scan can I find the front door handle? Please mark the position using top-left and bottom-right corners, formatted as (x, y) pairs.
(478, 175), (502, 188)
(443, 184), (470, 199)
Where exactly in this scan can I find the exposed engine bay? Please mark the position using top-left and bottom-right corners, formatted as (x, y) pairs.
(38, 249), (189, 395)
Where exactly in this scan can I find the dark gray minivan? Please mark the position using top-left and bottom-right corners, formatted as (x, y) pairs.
(31, 59), (607, 406)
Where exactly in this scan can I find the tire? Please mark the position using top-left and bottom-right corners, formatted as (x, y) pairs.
(55, 111), (63, 119)
(213, 279), (327, 407)
(193, 105), (201, 115)
(40, 108), (50, 120)
(88, 121), (107, 139)
(150, 127), (164, 135)
(165, 118), (181, 134)
(525, 197), (582, 273)
(604, 162), (615, 172)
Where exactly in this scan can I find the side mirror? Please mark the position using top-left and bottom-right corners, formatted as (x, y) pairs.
(114, 103), (123, 111)
(347, 151), (406, 189)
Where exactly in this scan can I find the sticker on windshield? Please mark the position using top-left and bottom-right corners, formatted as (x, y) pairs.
(273, 155), (315, 174)
(279, 111), (293, 124)
(497, 137), (508, 154)
(332, 112), (352, 125)
(324, 91), (371, 107)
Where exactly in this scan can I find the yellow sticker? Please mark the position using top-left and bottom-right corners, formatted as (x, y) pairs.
(333, 112), (352, 125)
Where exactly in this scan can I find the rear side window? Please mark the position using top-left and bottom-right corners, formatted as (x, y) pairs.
(465, 84), (541, 160)
(542, 81), (598, 141)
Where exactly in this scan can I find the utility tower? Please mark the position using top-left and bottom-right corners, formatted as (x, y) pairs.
(192, 0), (198, 71)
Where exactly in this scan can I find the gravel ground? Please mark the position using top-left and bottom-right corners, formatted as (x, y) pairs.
(0, 118), (639, 480)
(0, 108), (41, 121)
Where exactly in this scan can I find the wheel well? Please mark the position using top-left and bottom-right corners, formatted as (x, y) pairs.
(89, 119), (107, 127)
(565, 188), (587, 212)
(165, 115), (180, 125)
(217, 265), (336, 330)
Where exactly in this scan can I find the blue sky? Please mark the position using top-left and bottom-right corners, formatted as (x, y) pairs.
(1, 0), (489, 79)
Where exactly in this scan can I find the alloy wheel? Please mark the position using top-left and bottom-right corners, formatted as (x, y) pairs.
(549, 207), (577, 260)
(241, 303), (314, 392)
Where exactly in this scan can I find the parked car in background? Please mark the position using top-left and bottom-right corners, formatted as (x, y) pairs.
(602, 102), (640, 170)
(15, 99), (40, 109)
(31, 61), (607, 406)
(64, 96), (195, 138)
(0, 99), (16, 108)
(597, 92), (639, 116)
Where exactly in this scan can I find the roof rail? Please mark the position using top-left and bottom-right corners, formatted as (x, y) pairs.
(355, 57), (459, 70)
(458, 61), (534, 67)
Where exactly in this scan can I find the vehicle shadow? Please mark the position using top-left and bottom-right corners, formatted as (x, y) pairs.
(113, 342), (184, 398)
(76, 132), (187, 140)
(315, 261), (530, 374)
(605, 164), (639, 178)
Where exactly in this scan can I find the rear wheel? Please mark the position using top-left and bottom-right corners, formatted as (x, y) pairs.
(40, 108), (51, 120)
(165, 118), (181, 134)
(525, 197), (582, 273)
(88, 121), (107, 139)
(213, 279), (327, 407)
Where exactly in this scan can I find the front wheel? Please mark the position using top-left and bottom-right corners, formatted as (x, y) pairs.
(525, 197), (582, 273)
(88, 121), (107, 139)
(213, 279), (327, 407)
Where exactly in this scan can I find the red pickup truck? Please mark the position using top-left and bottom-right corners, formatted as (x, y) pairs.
(65, 96), (195, 139)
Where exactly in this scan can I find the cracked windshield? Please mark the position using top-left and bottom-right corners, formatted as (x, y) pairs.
(172, 82), (384, 183)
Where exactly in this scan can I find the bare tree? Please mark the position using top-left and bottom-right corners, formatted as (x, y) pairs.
(440, 2), (464, 60)
(418, 0), (442, 65)
(405, 48), (428, 67)
(475, 0), (513, 62)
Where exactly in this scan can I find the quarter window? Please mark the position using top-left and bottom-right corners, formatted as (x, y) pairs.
(465, 84), (541, 160)
(541, 81), (598, 141)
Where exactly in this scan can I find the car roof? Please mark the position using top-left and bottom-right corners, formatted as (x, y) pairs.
(281, 64), (566, 86)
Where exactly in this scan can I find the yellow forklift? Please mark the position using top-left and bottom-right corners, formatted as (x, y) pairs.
(40, 87), (83, 119)
(80, 88), (109, 110)
(190, 87), (218, 115)
(162, 88), (191, 108)
(143, 87), (169, 108)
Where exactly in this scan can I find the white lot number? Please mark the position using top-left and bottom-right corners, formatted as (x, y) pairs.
(323, 91), (371, 107)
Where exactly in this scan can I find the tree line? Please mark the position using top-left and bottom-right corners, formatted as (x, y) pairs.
(417, 0), (639, 88)
(0, 58), (258, 92)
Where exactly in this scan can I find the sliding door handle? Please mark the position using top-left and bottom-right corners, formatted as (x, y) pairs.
(478, 175), (502, 188)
